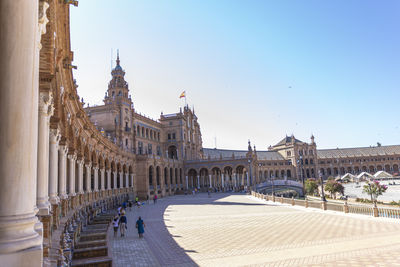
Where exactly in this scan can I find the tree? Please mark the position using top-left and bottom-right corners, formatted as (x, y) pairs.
(305, 178), (318, 195)
(362, 180), (387, 207)
(324, 180), (345, 199)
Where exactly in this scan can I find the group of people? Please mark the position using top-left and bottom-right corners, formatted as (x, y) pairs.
(112, 200), (146, 238)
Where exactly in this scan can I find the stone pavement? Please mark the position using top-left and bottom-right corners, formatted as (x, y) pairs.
(109, 193), (400, 266)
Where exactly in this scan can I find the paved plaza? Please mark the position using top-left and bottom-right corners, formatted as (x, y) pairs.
(109, 193), (400, 266)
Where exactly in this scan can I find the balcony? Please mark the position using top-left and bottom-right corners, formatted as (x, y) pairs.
(125, 127), (131, 132)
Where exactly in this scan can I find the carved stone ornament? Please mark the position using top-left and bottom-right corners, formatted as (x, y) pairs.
(39, 91), (53, 115)
(38, 0), (50, 50)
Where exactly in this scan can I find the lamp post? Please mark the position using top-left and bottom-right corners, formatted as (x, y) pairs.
(248, 159), (252, 189)
(271, 174), (275, 196)
(319, 170), (326, 202)
(298, 155), (305, 196)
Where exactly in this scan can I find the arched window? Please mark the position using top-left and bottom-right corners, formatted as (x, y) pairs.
(149, 166), (153, 186)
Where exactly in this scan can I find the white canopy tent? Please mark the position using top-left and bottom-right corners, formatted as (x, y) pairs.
(373, 171), (393, 179)
(356, 172), (374, 181)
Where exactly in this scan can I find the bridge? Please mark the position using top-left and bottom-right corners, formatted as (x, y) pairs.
(256, 180), (304, 197)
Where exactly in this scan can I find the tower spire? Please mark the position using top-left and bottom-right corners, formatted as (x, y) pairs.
(116, 49), (120, 66)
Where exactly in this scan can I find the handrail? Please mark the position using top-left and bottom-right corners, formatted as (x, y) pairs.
(251, 191), (398, 219)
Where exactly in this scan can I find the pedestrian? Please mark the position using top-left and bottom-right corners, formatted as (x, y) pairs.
(146, 194), (149, 204)
(122, 201), (127, 210)
(136, 216), (145, 238)
(153, 194), (157, 204)
(128, 200), (132, 211)
(135, 196), (139, 205)
(112, 215), (119, 238)
(119, 211), (127, 237)
(117, 205), (122, 216)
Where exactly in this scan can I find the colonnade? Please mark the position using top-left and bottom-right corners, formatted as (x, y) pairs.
(186, 170), (250, 190)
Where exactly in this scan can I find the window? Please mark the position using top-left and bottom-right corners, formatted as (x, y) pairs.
(172, 133), (176, 139)
(148, 144), (152, 155)
(168, 134), (171, 140)
(287, 151), (291, 157)
(125, 139), (128, 146)
(138, 141), (143, 155)
(157, 146), (161, 156)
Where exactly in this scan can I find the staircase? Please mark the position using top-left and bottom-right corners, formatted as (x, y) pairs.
(71, 213), (114, 267)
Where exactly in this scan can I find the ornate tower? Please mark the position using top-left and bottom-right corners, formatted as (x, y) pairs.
(103, 51), (134, 150)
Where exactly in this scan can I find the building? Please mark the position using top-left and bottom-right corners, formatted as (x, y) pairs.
(1, 1), (400, 266)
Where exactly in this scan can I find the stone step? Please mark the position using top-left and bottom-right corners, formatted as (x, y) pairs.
(73, 246), (108, 260)
(89, 220), (110, 225)
(75, 240), (107, 249)
(85, 224), (109, 230)
(71, 256), (112, 267)
(79, 232), (107, 242)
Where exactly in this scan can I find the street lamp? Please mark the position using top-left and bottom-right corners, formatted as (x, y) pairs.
(298, 155), (305, 196)
(271, 174), (275, 196)
(248, 159), (252, 189)
(319, 170), (326, 202)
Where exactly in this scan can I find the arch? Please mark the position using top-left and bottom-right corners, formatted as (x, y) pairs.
(287, 169), (291, 178)
(377, 165), (383, 171)
(384, 164), (391, 172)
(333, 168), (338, 176)
(175, 167), (178, 185)
(156, 166), (160, 187)
(320, 168), (325, 176)
(168, 145), (178, 159)
(149, 165), (154, 186)
(369, 166), (375, 173)
(164, 167), (168, 186)
(306, 169), (310, 178)
(170, 168), (173, 185)
(393, 164), (399, 173)
(327, 168), (332, 176)
(340, 167), (345, 175)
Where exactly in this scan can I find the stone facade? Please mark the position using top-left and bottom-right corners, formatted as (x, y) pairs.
(2, 1), (400, 266)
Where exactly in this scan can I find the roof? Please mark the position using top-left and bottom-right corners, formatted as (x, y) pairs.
(273, 136), (304, 147)
(317, 145), (400, 159)
(374, 171), (393, 178)
(202, 148), (285, 161)
(357, 172), (374, 179)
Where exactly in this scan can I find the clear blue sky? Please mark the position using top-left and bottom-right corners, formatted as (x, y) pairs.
(70, 0), (400, 150)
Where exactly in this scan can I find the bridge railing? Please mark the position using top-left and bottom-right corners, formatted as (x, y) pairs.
(251, 191), (400, 219)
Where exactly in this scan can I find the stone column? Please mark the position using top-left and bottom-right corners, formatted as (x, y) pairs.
(77, 160), (84, 194)
(49, 129), (60, 204)
(113, 171), (118, 189)
(209, 174), (212, 188)
(58, 146), (68, 199)
(221, 173), (225, 188)
(246, 172), (249, 186)
(119, 172), (123, 189)
(36, 91), (52, 215)
(130, 173), (134, 188)
(0, 0), (42, 262)
(68, 154), (76, 197)
(197, 175), (200, 189)
(100, 169), (105, 191)
(233, 172), (237, 187)
(93, 167), (99, 192)
(125, 173), (129, 188)
(85, 163), (92, 193)
(185, 175), (189, 189)
(106, 170), (111, 190)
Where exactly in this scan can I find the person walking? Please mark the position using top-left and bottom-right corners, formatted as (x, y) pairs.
(119, 211), (127, 237)
(128, 200), (132, 211)
(146, 194), (149, 204)
(136, 216), (145, 238)
(153, 194), (157, 204)
(112, 215), (119, 238)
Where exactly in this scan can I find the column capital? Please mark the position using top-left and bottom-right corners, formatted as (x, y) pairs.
(85, 163), (92, 169)
(67, 153), (77, 160)
(49, 128), (60, 143)
(38, 90), (53, 116)
(76, 158), (84, 165)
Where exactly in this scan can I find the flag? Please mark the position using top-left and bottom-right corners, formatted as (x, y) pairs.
(179, 91), (186, 98)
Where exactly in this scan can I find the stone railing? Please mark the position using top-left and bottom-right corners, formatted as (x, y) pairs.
(251, 191), (400, 219)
